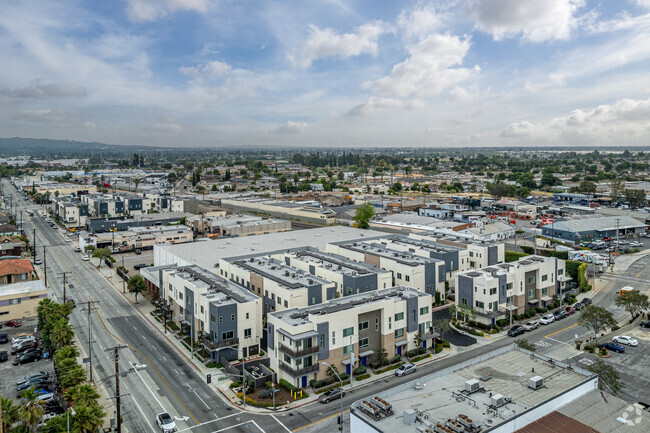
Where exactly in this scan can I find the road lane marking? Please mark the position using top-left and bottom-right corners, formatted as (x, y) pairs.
(250, 420), (266, 433)
(174, 368), (180, 375)
(129, 393), (158, 433)
(292, 410), (349, 432)
(271, 415), (292, 433)
(636, 270), (643, 278)
(178, 413), (239, 431)
(129, 360), (166, 411)
(545, 336), (570, 345)
(544, 323), (577, 338)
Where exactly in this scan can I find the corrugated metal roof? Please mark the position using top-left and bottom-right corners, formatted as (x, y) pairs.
(515, 411), (598, 433)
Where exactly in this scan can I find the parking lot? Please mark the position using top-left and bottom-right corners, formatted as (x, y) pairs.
(0, 318), (55, 401)
(113, 249), (154, 274)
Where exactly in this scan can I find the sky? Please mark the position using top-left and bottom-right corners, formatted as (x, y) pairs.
(1, 0), (650, 149)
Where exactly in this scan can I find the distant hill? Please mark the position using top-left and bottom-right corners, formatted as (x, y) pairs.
(0, 137), (168, 157)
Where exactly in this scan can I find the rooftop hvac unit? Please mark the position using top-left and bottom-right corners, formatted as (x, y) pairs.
(528, 376), (544, 390)
(465, 379), (480, 394)
(491, 394), (506, 408)
(403, 409), (416, 425)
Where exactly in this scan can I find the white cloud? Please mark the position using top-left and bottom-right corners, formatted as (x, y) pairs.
(179, 61), (258, 99)
(125, 0), (213, 23)
(467, 0), (585, 42)
(180, 61), (234, 83)
(144, 117), (183, 133)
(347, 97), (424, 116)
(295, 21), (387, 67)
(271, 121), (308, 134)
(500, 121), (536, 137)
(366, 33), (477, 98)
(398, 4), (443, 39)
(635, 1), (650, 9)
(10, 108), (95, 128)
(1, 81), (87, 99)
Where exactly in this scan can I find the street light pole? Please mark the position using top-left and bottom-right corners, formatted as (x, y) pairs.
(323, 362), (344, 431)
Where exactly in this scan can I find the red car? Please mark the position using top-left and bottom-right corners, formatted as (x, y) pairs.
(5, 319), (22, 327)
(565, 306), (576, 315)
(11, 340), (37, 355)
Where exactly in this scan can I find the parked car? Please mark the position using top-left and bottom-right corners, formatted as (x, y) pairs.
(395, 363), (417, 377)
(613, 335), (638, 346)
(540, 314), (555, 325)
(67, 298), (76, 308)
(602, 342), (625, 353)
(0, 333), (8, 344)
(640, 320), (650, 328)
(17, 371), (49, 386)
(35, 392), (55, 403)
(553, 309), (567, 320)
(565, 306), (576, 315)
(74, 246), (81, 252)
(508, 325), (525, 337)
(12, 335), (35, 345)
(11, 341), (37, 355)
(580, 297), (593, 306)
(34, 258), (42, 265)
(82, 255), (90, 261)
(156, 412), (178, 433)
(13, 350), (42, 365)
(5, 319), (23, 327)
(319, 387), (345, 403)
(134, 263), (149, 270)
(523, 321), (539, 331)
(0, 351), (8, 362)
(17, 377), (49, 392)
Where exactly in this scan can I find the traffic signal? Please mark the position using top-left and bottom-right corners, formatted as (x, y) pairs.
(337, 416), (341, 425)
(207, 374), (212, 384)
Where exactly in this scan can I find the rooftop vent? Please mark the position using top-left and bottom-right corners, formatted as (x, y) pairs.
(465, 379), (481, 394)
(528, 376), (544, 390)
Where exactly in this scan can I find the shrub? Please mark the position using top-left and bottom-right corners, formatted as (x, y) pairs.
(375, 363), (404, 374)
(505, 251), (529, 262)
(353, 366), (367, 376)
(536, 307), (548, 314)
(389, 355), (401, 364)
(496, 319), (508, 327)
(411, 354), (429, 362)
(314, 381), (351, 394)
(279, 379), (297, 391)
(488, 329), (498, 334)
(611, 325), (620, 331)
(205, 361), (222, 369)
(339, 373), (350, 381)
(417, 347), (426, 354)
(310, 378), (333, 389)
(108, 255), (116, 263)
(236, 393), (274, 407)
(435, 344), (443, 353)
(442, 340), (450, 348)
(230, 380), (242, 388)
(356, 374), (371, 381)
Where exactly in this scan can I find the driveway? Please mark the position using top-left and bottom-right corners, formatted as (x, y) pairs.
(432, 306), (477, 347)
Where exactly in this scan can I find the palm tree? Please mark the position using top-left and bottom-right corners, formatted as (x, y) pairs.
(55, 345), (80, 365)
(19, 387), (45, 432)
(65, 384), (100, 407)
(2, 396), (20, 432)
(41, 415), (68, 433)
(133, 178), (141, 192)
(72, 403), (106, 433)
(51, 317), (74, 348)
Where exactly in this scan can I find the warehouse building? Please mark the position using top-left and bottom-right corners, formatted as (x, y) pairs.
(541, 215), (645, 243)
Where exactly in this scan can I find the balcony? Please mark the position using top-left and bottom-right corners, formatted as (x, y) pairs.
(203, 337), (240, 351)
(279, 362), (319, 377)
(279, 344), (319, 358)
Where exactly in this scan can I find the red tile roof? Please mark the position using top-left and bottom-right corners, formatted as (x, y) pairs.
(0, 258), (34, 276)
(515, 411), (599, 433)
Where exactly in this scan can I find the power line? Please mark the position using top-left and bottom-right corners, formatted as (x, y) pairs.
(105, 345), (128, 433)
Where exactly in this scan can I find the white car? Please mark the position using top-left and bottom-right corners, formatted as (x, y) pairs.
(612, 335), (638, 346)
(156, 412), (178, 433)
(523, 320), (539, 331)
(395, 363), (417, 377)
(540, 314), (555, 325)
(82, 255), (90, 261)
(12, 335), (36, 345)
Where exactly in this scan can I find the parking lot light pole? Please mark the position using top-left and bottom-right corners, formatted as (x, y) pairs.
(323, 362), (344, 431)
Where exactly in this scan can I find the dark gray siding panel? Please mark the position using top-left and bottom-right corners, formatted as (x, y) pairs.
(406, 296), (418, 333)
(457, 275), (473, 308)
(267, 323), (274, 350)
(498, 274), (507, 304)
(488, 246), (499, 265)
(326, 286), (337, 300)
(307, 285), (322, 305)
(317, 322), (329, 360)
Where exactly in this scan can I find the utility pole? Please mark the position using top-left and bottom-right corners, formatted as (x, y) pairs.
(81, 300), (100, 383)
(121, 255), (126, 293)
(32, 228), (36, 262)
(106, 345), (128, 433)
(58, 272), (70, 303)
(43, 246), (47, 287)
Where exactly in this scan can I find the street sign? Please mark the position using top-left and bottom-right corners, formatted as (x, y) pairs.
(83, 357), (90, 364)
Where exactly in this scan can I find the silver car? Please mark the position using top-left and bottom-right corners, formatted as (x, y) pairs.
(395, 363), (417, 377)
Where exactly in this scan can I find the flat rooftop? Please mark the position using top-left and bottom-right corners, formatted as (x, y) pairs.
(170, 265), (257, 304)
(0, 279), (47, 296)
(460, 255), (556, 279)
(382, 235), (464, 254)
(155, 226), (389, 270)
(229, 256), (330, 290)
(333, 241), (439, 266)
(351, 346), (595, 433)
(271, 286), (427, 327)
(287, 248), (388, 277)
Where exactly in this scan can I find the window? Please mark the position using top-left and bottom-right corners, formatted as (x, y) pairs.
(420, 306), (429, 315)
(265, 290), (268, 298)
(219, 316), (223, 323)
(375, 318), (379, 331)
(271, 293), (275, 301)
(178, 292), (183, 300)
(542, 274), (548, 282)
(343, 327), (354, 337)
(358, 321), (369, 331)
(359, 338), (369, 349)
(470, 261), (476, 267)
(343, 344), (354, 356)
(246, 312), (250, 319)
(222, 331), (234, 340)
(506, 282), (513, 290)
(528, 276), (536, 284)
(210, 314), (216, 323)
(9, 298), (21, 305)
(394, 328), (404, 338)
(200, 306), (204, 314)
(244, 328), (251, 338)
(527, 289), (534, 298)
(489, 288), (497, 296)
(397, 272), (402, 279)
(277, 297), (282, 305)
(331, 331), (336, 345)
(179, 306), (184, 314)
(231, 314), (235, 321)
(284, 300), (288, 308)
(475, 301), (485, 309)
(284, 354), (291, 364)
(469, 251), (474, 257)
(320, 334), (324, 347)
(558, 269), (564, 276)
(405, 275), (410, 282)
(388, 317), (392, 330)
(542, 288), (548, 296)
(394, 312), (404, 321)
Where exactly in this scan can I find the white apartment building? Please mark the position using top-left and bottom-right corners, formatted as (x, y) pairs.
(410, 232), (505, 269)
(158, 265), (263, 360)
(268, 287), (433, 388)
(455, 255), (570, 325)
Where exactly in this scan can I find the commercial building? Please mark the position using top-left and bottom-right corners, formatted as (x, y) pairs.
(327, 240), (445, 296)
(79, 225), (193, 251)
(541, 215), (646, 243)
(461, 221), (515, 241)
(220, 197), (337, 225)
(280, 247), (393, 296)
(455, 255), (569, 325)
(84, 211), (191, 233)
(219, 255), (336, 316)
(268, 287), (433, 387)
(157, 265), (262, 360)
(0, 280), (48, 320)
(189, 213), (291, 237)
(349, 345), (618, 433)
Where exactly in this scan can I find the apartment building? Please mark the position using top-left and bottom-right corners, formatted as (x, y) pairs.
(410, 232), (504, 268)
(218, 255), (336, 317)
(267, 287), (433, 388)
(455, 255), (570, 325)
(0, 259), (35, 284)
(327, 240), (445, 296)
(0, 280), (48, 320)
(53, 200), (89, 229)
(280, 247), (393, 296)
(159, 265), (262, 360)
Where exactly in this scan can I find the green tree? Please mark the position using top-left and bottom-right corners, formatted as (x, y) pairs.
(624, 189), (647, 208)
(456, 303), (476, 323)
(41, 416), (68, 433)
(133, 178), (141, 192)
(540, 172), (560, 188)
(72, 403), (106, 433)
(413, 332), (423, 350)
(609, 178), (624, 200)
(127, 274), (146, 303)
(577, 305), (617, 341)
(58, 359), (87, 388)
(55, 345), (80, 365)
(578, 180), (597, 194)
(91, 247), (111, 268)
(51, 317), (75, 348)
(354, 203), (375, 229)
(587, 359), (625, 396)
(65, 384), (100, 408)
(19, 387), (45, 432)
(2, 396), (20, 432)
(434, 318), (451, 342)
(614, 290), (649, 320)
(515, 339), (536, 352)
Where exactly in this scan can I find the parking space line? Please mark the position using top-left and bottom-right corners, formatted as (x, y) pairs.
(544, 323), (577, 338)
